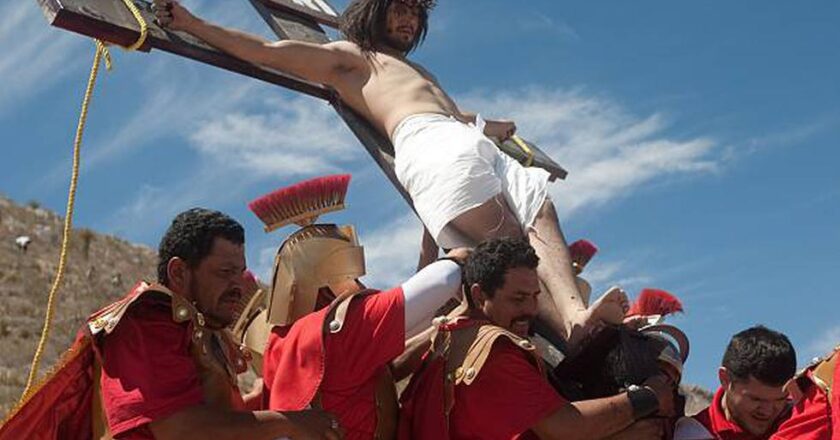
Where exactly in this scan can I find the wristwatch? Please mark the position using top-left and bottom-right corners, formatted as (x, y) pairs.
(626, 384), (660, 420)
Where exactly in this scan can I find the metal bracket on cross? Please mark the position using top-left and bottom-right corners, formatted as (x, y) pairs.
(34, 0), (567, 208)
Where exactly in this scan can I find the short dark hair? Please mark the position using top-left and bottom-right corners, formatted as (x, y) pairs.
(340, 0), (433, 54)
(464, 237), (539, 304)
(157, 208), (245, 285)
(722, 325), (797, 387)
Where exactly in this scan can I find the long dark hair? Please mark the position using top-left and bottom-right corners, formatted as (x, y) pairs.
(340, 0), (435, 54)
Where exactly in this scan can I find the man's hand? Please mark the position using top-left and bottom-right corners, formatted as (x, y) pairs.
(152, 0), (198, 31)
(283, 409), (344, 440)
(483, 119), (517, 141)
(643, 374), (677, 417)
(602, 419), (664, 440)
(445, 247), (472, 266)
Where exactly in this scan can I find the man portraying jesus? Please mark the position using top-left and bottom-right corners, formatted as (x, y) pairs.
(153, 0), (628, 350)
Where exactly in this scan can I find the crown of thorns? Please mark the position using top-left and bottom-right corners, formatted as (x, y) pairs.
(398, 0), (437, 10)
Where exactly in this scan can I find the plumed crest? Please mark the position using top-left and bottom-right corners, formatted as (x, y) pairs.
(627, 288), (683, 318)
(248, 174), (351, 233)
(569, 239), (598, 274)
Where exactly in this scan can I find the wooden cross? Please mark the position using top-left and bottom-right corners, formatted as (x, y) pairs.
(34, 0), (567, 208)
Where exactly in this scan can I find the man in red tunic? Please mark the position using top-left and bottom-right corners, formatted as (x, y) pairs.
(770, 347), (839, 440)
(398, 237), (675, 440)
(673, 326), (797, 440)
(239, 177), (467, 440)
(0, 208), (341, 440)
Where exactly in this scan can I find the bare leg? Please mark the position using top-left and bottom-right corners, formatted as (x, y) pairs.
(446, 196), (628, 352)
(448, 196), (574, 348)
(528, 199), (628, 352)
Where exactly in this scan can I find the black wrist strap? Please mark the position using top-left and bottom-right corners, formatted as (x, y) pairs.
(627, 386), (659, 420)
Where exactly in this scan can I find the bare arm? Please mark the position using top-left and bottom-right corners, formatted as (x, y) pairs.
(241, 377), (264, 411)
(458, 110), (516, 140)
(533, 375), (674, 440)
(149, 406), (342, 440)
(532, 394), (636, 440)
(155, 0), (359, 86)
(390, 325), (435, 382)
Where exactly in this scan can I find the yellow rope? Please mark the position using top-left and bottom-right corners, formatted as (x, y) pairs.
(19, 0), (148, 400)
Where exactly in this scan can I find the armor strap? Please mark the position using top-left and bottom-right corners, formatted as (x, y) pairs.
(812, 350), (837, 395)
(438, 322), (541, 429)
(452, 324), (538, 386)
(328, 290), (363, 334)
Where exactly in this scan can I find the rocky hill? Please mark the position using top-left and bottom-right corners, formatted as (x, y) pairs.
(0, 194), (157, 417)
(0, 194), (711, 420)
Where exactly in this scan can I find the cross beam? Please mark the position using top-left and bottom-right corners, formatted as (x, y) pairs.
(34, 0), (567, 208)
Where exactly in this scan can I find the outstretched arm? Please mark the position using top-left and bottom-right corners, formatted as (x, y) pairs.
(149, 406), (343, 440)
(532, 375), (674, 440)
(458, 111), (517, 140)
(154, 0), (359, 86)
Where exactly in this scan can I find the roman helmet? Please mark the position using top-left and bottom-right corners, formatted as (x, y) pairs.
(233, 174), (365, 372)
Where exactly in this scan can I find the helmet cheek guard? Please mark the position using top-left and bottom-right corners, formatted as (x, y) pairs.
(267, 225), (366, 327)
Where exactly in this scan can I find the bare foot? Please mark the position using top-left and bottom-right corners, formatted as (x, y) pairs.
(563, 287), (628, 353)
(588, 286), (629, 325)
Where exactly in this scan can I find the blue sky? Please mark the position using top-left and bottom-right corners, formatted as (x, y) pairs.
(1, 0), (838, 391)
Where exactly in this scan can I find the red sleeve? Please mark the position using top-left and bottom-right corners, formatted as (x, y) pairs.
(324, 287), (405, 384)
(99, 303), (204, 437)
(455, 340), (567, 439)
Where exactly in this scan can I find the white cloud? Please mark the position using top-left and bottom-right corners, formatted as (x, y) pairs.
(514, 12), (580, 41)
(460, 87), (720, 216)
(189, 94), (359, 177)
(359, 214), (424, 289)
(0, 2), (86, 113)
(807, 325), (840, 361)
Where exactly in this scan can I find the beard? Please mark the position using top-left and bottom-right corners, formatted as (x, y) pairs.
(189, 281), (238, 328)
(379, 29), (414, 53)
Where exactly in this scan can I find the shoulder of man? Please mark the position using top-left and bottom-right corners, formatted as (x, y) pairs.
(87, 282), (189, 337)
(447, 320), (540, 386)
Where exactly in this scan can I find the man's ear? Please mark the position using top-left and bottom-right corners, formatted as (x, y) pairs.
(469, 283), (485, 309)
(167, 257), (190, 296)
(718, 367), (730, 388)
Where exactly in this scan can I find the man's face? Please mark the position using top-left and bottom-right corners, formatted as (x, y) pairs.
(187, 237), (247, 329)
(474, 267), (540, 337)
(720, 370), (789, 436)
(382, 0), (421, 52)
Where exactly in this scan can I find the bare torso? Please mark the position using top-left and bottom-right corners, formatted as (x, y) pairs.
(330, 44), (463, 141)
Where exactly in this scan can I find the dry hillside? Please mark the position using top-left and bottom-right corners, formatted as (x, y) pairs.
(0, 194), (157, 416)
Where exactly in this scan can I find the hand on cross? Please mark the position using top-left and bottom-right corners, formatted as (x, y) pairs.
(153, 0), (197, 31)
(483, 119), (517, 141)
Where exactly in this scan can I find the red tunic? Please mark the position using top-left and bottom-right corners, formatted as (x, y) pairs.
(98, 297), (205, 438)
(262, 287), (405, 440)
(770, 355), (839, 440)
(0, 283), (228, 440)
(693, 387), (788, 440)
(834, 357), (839, 438)
(399, 319), (566, 440)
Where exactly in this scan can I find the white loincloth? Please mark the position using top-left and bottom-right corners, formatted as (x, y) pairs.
(392, 113), (550, 249)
